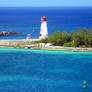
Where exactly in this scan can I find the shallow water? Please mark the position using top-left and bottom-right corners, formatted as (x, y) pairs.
(0, 48), (92, 92)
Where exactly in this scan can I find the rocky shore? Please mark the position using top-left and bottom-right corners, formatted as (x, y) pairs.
(0, 39), (92, 52)
(0, 32), (23, 36)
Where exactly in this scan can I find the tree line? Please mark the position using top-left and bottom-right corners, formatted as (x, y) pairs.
(40, 27), (92, 47)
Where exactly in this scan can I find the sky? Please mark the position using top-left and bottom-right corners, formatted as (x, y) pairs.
(0, 0), (92, 7)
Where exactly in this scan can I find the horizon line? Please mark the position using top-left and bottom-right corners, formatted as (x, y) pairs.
(0, 6), (92, 8)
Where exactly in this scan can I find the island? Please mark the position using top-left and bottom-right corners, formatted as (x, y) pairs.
(0, 27), (92, 52)
(0, 32), (23, 36)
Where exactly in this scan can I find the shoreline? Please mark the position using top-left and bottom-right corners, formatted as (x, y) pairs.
(0, 39), (92, 52)
(1, 45), (92, 52)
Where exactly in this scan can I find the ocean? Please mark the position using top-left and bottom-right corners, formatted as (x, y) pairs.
(0, 7), (92, 39)
(0, 48), (92, 92)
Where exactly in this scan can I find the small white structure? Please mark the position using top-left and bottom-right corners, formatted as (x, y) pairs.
(26, 34), (31, 39)
(39, 16), (48, 39)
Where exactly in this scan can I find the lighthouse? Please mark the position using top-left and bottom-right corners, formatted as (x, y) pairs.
(39, 16), (48, 39)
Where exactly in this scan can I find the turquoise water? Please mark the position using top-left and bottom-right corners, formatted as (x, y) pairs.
(0, 48), (92, 92)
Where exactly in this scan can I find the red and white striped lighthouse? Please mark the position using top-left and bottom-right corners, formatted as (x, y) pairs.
(39, 16), (48, 39)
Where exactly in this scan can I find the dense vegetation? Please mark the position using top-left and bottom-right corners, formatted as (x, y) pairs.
(40, 27), (92, 47)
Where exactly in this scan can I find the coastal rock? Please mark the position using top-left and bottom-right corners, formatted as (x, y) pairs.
(0, 32), (23, 36)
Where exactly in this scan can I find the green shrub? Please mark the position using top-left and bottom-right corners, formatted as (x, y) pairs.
(34, 27), (92, 47)
(63, 42), (72, 47)
(71, 42), (78, 47)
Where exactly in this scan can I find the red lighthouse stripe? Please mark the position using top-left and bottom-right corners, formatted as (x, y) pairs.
(40, 34), (42, 36)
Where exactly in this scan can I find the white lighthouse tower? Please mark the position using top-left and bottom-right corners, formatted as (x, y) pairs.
(39, 16), (48, 39)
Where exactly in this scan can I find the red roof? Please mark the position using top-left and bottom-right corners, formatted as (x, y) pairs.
(27, 34), (31, 38)
(41, 16), (47, 22)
